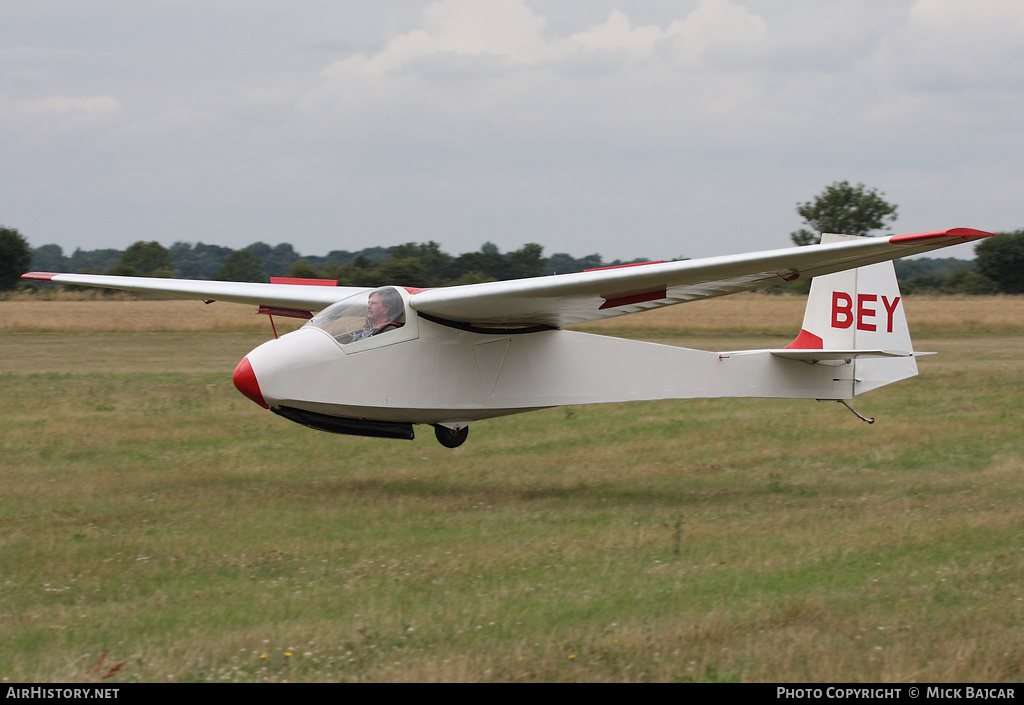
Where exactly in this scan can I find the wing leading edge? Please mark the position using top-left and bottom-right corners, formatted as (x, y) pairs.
(409, 229), (994, 328)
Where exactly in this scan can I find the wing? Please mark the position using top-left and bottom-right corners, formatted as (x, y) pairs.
(21, 272), (368, 311)
(410, 228), (995, 328)
(23, 228), (994, 326)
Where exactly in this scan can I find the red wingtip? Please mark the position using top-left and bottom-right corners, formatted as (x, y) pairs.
(889, 228), (997, 243)
(233, 357), (269, 409)
(21, 272), (59, 281)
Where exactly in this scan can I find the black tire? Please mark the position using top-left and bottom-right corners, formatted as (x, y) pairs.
(433, 424), (469, 448)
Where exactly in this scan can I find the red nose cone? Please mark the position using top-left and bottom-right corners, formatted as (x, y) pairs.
(233, 357), (269, 409)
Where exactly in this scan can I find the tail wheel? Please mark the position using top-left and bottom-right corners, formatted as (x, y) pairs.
(433, 424), (469, 448)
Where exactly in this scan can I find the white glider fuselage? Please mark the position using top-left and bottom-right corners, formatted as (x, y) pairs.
(243, 316), (854, 428)
(240, 246), (917, 432)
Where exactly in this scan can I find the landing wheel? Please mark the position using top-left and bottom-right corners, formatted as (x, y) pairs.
(433, 424), (469, 448)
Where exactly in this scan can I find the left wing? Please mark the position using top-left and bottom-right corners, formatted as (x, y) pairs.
(21, 272), (368, 311)
(410, 229), (994, 328)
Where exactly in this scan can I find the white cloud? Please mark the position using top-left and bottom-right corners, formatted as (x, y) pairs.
(0, 93), (122, 141)
(419, 0), (549, 60)
(903, 0), (1024, 84)
(304, 0), (776, 155)
(661, 0), (767, 64)
(560, 11), (663, 57)
(911, 0), (1024, 39)
(323, 0), (768, 78)
(23, 94), (121, 116)
(325, 0), (548, 76)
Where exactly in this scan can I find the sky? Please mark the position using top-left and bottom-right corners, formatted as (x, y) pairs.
(2, 0), (1021, 262)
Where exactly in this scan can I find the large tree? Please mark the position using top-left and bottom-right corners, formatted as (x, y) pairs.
(505, 243), (546, 279)
(975, 229), (1024, 294)
(31, 243), (67, 272)
(791, 181), (899, 246)
(452, 242), (511, 281)
(1, 226), (33, 290)
(245, 242), (300, 277)
(109, 240), (173, 277)
(214, 249), (267, 282)
(170, 241), (232, 279)
(390, 241), (453, 285)
(67, 247), (122, 274)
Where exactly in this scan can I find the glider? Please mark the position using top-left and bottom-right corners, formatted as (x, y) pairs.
(23, 228), (994, 447)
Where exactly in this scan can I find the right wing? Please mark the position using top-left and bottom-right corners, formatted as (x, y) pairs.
(409, 228), (994, 328)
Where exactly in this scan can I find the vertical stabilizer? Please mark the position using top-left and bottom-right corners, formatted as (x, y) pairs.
(787, 233), (919, 395)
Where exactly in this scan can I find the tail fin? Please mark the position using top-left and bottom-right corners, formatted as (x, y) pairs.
(786, 233), (919, 395)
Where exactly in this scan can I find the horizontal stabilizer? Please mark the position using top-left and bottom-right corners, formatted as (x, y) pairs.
(769, 349), (912, 361)
(717, 348), (917, 363)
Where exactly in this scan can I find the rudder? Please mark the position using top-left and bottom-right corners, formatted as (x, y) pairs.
(788, 233), (919, 395)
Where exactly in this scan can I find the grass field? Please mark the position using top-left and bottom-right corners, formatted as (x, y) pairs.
(1, 295), (1022, 682)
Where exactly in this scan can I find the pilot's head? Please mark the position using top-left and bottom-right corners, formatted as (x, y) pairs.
(367, 287), (403, 326)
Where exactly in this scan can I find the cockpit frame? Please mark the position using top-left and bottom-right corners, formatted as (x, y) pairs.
(303, 286), (420, 354)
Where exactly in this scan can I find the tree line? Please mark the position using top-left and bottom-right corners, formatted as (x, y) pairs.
(3, 179), (1023, 293)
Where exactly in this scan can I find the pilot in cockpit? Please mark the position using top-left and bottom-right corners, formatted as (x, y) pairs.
(354, 287), (405, 340)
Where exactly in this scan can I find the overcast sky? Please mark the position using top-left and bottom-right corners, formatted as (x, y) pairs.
(2, 0), (1021, 262)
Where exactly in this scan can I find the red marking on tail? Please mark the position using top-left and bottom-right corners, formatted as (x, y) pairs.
(785, 329), (824, 350)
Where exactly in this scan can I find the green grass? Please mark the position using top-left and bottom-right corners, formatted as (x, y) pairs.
(1, 329), (1022, 682)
